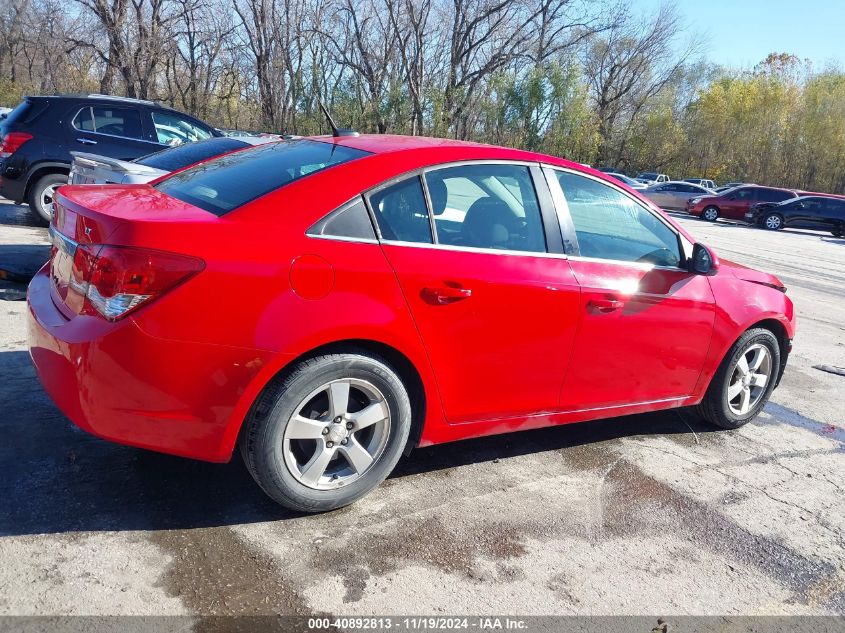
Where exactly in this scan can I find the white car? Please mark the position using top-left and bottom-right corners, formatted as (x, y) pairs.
(68, 135), (277, 185)
(636, 172), (670, 185)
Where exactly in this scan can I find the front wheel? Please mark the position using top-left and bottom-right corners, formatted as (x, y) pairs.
(27, 172), (67, 224)
(763, 213), (784, 230)
(240, 351), (412, 512)
(702, 206), (720, 222)
(697, 328), (781, 430)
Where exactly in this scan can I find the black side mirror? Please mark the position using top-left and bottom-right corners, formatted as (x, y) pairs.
(690, 243), (717, 275)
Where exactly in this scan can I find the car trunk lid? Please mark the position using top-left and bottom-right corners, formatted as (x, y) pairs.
(49, 184), (211, 318)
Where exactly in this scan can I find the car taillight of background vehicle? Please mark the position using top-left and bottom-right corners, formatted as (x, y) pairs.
(70, 244), (204, 320)
(0, 132), (33, 158)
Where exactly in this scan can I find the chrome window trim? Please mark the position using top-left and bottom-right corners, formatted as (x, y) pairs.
(71, 106), (160, 145)
(379, 238), (570, 260)
(542, 164), (690, 271)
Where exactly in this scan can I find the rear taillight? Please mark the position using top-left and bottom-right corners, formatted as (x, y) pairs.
(0, 132), (33, 158)
(72, 244), (204, 320)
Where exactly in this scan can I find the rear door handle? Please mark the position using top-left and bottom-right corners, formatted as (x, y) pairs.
(76, 138), (97, 145)
(589, 298), (624, 313)
(422, 286), (472, 305)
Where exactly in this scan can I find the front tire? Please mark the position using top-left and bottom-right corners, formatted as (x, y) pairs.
(240, 351), (412, 512)
(697, 328), (781, 430)
(702, 206), (720, 222)
(763, 213), (784, 230)
(27, 172), (67, 224)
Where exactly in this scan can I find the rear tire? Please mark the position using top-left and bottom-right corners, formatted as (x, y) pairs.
(240, 351), (412, 512)
(27, 172), (67, 224)
(702, 206), (719, 222)
(697, 328), (781, 430)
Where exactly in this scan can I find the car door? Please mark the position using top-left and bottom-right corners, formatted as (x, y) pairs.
(369, 162), (581, 423)
(70, 104), (165, 160)
(649, 183), (674, 208)
(818, 198), (845, 231)
(545, 167), (716, 409)
(720, 186), (757, 220)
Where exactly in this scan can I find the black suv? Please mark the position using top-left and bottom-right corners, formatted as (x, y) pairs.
(0, 94), (220, 222)
(746, 195), (845, 236)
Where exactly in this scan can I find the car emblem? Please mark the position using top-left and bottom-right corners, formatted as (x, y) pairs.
(84, 226), (92, 237)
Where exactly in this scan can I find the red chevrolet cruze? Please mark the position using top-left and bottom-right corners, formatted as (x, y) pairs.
(28, 135), (795, 512)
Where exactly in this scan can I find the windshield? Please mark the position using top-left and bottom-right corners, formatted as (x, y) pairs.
(638, 172), (658, 180)
(154, 139), (370, 216)
(136, 137), (249, 172)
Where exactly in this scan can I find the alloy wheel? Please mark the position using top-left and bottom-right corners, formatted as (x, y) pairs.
(726, 344), (772, 416)
(282, 378), (391, 490)
(40, 183), (61, 220)
(703, 207), (719, 221)
(764, 214), (782, 230)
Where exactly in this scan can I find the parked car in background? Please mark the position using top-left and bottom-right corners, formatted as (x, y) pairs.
(28, 134), (794, 512)
(0, 93), (221, 222)
(684, 178), (716, 189)
(606, 172), (647, 190)
(686, 185), (797, 221)
(69, 135), (277, 185)
(643, 181), (714, 211)
(746, 196), (845, 235)
(636, 172), (670, 184)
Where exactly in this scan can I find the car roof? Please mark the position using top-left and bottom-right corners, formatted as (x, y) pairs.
(26, 93), (179, 111)
(324, 133), (493, 155)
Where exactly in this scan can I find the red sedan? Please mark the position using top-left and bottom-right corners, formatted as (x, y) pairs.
(686, 185), (797, 221)
(28, 135), (795, 512)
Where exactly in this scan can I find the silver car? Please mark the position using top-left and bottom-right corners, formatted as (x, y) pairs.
(69, 135), (276, 185)
(606, 172), (648, 190)
(642, 181), (714, 211)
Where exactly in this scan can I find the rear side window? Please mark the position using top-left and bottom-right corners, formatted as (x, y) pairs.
(155, 139), (370, 216)
(73, 106), (144, 139)
(424, 163), (546, 253)
(136, 137), (248, 171)
(766, 189), (794, 202)
(307, 198), (376, 241)
(368, 176), (432, 243)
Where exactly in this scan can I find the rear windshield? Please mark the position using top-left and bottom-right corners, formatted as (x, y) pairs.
(136, 137), (248, 171)
(154, 139), (370, 216)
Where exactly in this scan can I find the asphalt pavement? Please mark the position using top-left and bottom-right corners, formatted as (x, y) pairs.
(0, 199), (843, 617)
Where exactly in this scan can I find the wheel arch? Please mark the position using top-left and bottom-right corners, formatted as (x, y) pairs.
(24, 161), (70, 202)
(748, 317), (791, 386)
(227, 338), (430, 462)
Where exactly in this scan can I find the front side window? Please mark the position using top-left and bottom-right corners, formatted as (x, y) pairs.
(554, 170), (682, 267)
(73, 106), (143, 139)
(368, 176), (432, 244)
(155, 139), (370, 216)
(424, 164), (546, 253)
(152, 110), (214, 146)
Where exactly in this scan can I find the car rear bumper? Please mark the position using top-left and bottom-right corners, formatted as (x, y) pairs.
(27, 267), (278, 462)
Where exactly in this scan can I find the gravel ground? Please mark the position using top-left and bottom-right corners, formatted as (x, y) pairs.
(0, 199), (843, 617)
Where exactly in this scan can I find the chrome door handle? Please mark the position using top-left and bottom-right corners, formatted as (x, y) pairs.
(422, 286), (472, 305)
(76, 138), (97, 145)
(588, 298), (624, 313)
